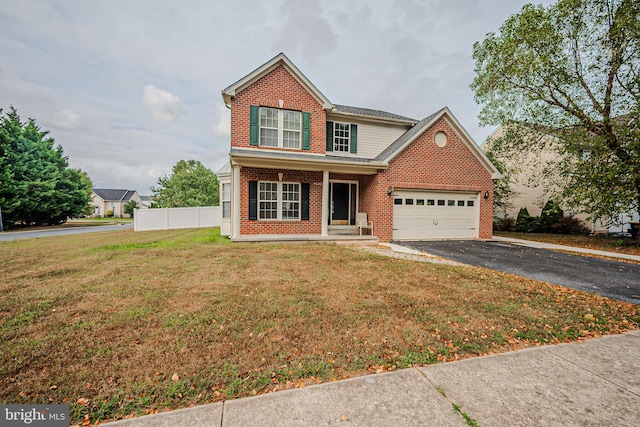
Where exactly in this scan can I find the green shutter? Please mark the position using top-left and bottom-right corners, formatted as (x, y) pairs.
(249, 106), (259, 146)
(326, 121), (334, 152)
(248, 181), (257, 220)
(350, 124), (358, 154)
(301, 183), (310, 220)
(302, 112), (310, 150)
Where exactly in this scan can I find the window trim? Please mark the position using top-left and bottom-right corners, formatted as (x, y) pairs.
(333, 122), (351, 152)
(258, 107), (301, 150)
(258, 181), (301, 221)
(222, 183), (231, 218)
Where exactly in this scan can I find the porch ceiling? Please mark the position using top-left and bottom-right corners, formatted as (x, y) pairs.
(230, 149), (385, 175)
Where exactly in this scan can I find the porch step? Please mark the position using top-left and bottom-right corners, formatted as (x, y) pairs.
(232, 234), (378, 245)
(328, 228), (360, 236)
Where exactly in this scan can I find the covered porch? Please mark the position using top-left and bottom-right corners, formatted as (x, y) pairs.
(228, 148), (385, 240)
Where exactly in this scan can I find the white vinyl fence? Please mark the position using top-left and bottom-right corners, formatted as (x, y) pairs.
(134, 206), (221, 231)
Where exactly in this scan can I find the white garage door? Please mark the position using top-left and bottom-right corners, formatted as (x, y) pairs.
(393, 190), (479, 240)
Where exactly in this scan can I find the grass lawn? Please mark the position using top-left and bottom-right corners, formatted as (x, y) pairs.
(495, 231), (640, 257)
(1, 228), (638, 425)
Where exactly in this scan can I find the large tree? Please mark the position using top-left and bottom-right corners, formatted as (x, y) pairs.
(151, 160), (219, 208)
(472, 0), (640, 225)
(0, 107), (93, 228)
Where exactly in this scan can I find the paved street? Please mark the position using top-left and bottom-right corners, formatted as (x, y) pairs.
(401, 240), (640, 305)
(0, 223), (133, 241)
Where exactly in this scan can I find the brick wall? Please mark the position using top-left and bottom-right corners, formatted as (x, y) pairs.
(365, 117), (494, 241)
(228, 63), (494, 240)
(239, 168), (323, 235)
(231, 65), (326, 154)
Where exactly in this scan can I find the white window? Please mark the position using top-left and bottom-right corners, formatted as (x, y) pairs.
(333, 122), (350, 152)
(259, 182), (278, 219)
(222, 183), (231, 218)
(281, 183), (300, 219)
(259, 107), (301, 149)
(258, 182), (300, 220)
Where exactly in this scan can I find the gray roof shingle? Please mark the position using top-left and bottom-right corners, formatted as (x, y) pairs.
(375, 108), (446, 161)
(333, 104), (416, 122)
(93, 189), (135, 202)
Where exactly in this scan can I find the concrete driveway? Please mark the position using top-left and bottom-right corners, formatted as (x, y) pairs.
(400, 240), (640, 305)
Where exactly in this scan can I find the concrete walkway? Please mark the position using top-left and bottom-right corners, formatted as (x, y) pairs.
(106, 330), (640, 426)
(492, 235), (640, 262)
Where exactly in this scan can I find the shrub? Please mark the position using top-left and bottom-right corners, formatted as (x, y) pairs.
(493, 216), (515, 231)
(105, 210), (114, 218)
(540, 199), (564, 233)
(515, 207), (541, 233)
(550, 217), (590, 235)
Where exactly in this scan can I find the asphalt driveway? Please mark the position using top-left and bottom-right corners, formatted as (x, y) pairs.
(400, 240), (640, 305)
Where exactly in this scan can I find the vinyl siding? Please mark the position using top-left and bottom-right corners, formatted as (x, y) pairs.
(326, 115), (410, 159)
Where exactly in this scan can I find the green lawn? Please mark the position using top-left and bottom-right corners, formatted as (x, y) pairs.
(1, 228), (638, 424)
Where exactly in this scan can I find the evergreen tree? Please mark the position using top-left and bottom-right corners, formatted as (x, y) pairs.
(0, 107), (93, 227)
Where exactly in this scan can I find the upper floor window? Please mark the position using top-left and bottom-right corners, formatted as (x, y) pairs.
(333, 122), (350, 152)
(259, 107), (301, 149)
(250, 106), (310, 150)
(326, 121), (357, 154)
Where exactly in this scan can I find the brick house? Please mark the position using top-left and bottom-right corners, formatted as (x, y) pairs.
(219, 53), (500, 242)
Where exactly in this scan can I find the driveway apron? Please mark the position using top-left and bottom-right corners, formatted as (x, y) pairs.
(400, 240), (640, 305)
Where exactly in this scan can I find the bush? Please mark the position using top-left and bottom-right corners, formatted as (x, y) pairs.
(515, 207), (541, 233)
(493, 216), (515, 231)
(550, 217), (590, 235)
(540, 199), (564, 233)
(105, 210), (114, 218)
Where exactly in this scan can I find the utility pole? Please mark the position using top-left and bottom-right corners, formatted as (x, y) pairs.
(0, 206), (4, 232)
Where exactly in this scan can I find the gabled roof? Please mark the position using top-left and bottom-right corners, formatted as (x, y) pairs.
(376, 107), (502, 179)
(216, 162), (231, 177)
(332, 104), (417, 123)
(93, 189), (136, 202)
(222, 53), (333, 109)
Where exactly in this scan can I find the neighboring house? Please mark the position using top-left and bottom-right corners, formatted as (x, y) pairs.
(218, 53), (500, 242)
(483, 125), (639, 234)
(139, 195), (153, 209)
(91, 189), (143, 218)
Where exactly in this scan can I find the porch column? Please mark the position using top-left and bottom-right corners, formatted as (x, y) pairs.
(321, 170), (329, 236)
(232, 164), (241, 239)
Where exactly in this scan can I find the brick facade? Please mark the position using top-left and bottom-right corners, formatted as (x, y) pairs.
(226, 56), (495, 241)
(239, 168), (324, 235)
(231, 65), (326, 154)
(363, 117), (494, 241)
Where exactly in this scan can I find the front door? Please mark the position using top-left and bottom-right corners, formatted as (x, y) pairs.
(331, 182), (358, 226)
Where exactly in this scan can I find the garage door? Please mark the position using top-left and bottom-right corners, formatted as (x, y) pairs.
(393, 190), (479, 240)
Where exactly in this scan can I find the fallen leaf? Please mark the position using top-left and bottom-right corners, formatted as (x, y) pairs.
(171, 373), (179, 382)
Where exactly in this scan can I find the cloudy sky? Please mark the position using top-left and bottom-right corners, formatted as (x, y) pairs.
(0, 0), (549, 195)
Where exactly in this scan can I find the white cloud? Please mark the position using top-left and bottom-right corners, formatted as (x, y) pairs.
(210, 103), (230, 138)
(51, 109), (81, 129)
(142, 84), (184, 122)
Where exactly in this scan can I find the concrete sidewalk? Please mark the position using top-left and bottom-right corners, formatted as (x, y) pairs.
(107, 330), (640, 427)
(492, 235), (640, 262)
